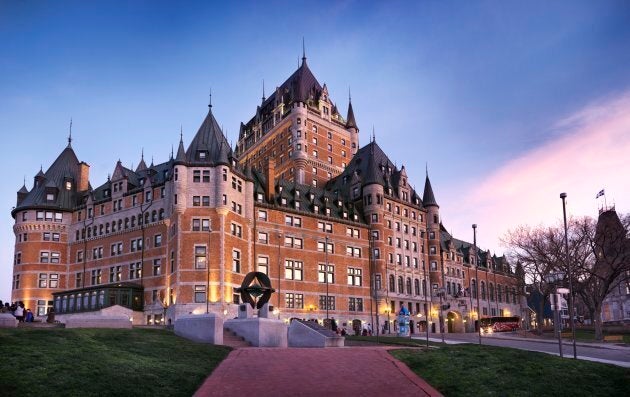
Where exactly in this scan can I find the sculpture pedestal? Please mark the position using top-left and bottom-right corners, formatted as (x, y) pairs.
(175, 313), (223, 344)
(225, 317), (288, 347)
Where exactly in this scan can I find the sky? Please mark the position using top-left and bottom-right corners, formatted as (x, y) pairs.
(1, 0), (629, 300)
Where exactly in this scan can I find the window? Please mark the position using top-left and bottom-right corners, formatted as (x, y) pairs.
(346, 246), (361, 258)
(414, 279), (420, 295)
(371, 214), (378, 223)
(154, 234), (162, 247)
(430, 261), (437, 271)
(258, 210), (267, 221)
(75, 272), (83, 288)
(318, 294), (335, 311)
(317, 241), (334, 253)
(285, 293), (304, 309)
(195, 246), (207, 269)
(315, 264), (334, 285)
(153, 259), (161, 276)
(285, 260), (303, 280)
(39, 273), (48, 288)
(193, 196), (200, 206)
(284, 236), (303, 248)
(317, 221), (333, 233)
(285, 215), (302, 227)
(13, 274), (19, 289)
(398, 276), (404, 293)
(349, 297), (363, 312)
(91, 269), (102, 285)
(130, 263), (141, 279)
(481, 281), (486, 300)
(202, 196), (210, 206)
(202, 170), (210, 182)
(258, 232), (268, 244)
(40, 252), (50, 263)
(231, 223), (242, 237)
(194, 285), (207, 303)
(257, 256), (269, 274)
(347, 268), (362, 286)
(232, 250), (241, 273)
(193, 170), (201, 182)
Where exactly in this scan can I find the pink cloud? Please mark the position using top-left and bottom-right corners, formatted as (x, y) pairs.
(440, 91), (630, 252)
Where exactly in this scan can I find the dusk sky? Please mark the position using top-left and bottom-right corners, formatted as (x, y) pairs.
(1, 1), (629, 300)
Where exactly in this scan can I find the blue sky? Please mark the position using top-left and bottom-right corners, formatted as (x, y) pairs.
(2, 0), (630, 300)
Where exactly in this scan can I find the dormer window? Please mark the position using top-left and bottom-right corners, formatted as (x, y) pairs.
(139, 178), (145, 185)
(65, 181), (72, 190)
(313, 205), (319, 213)
(46, 193), (55, 202)
(197, 151), (207, 160)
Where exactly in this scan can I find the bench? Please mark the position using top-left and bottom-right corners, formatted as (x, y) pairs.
(603, 335), (623, 343)
(561, 332), (572, 338)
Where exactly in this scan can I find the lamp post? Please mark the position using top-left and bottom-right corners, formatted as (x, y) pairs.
(277, 232), (282, 319)
(206, 228), (211, 314)
(423, 262), (430, 348)
(325, 235), (329, 324)
(473, 224), (481, 345)
(545, 272), (564, 358)
(560, 192), (577, 359)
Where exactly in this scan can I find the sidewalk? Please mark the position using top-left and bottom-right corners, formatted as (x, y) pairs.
(488, 332), (630, 351)
(194, 347), (443, 397)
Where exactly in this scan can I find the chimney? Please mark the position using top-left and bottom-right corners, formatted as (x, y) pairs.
(266, 158), (275, 202)
(78, 162), (90, 192)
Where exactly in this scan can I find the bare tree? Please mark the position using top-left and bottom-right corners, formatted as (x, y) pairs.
(502, 225), (565, 334)
(502, 210), (630, 340)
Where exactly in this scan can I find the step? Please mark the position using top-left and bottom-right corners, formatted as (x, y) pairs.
(222, 328), (251, 348)
(17, 321), (65, 328)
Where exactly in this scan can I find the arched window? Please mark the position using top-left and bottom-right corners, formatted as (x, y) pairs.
(125, 218), (129, 229)
(151, 210), (157, 222)
(504, 286), (509, 303)
(397, 276), (403, 293)
(471, 279), (477, 299)
(406, 278), (412, 295)
(389, 275), (395, 292)
(497, 285), (503, 303)
(131, 216), (135, 227)
(111, 221), (116, 233)
(447, 281), (452, 295)
(489, 283), (494, 302)
(481, 281), (486, 300)
(159, 209), (164, 220)
(414, 279), (420, 295)
(144, 212), (149, 224)
(422, 279), (427, 296)
(118, 219), (122, 230)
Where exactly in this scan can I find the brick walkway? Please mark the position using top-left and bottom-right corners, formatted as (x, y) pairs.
(194, 347), (442, 397)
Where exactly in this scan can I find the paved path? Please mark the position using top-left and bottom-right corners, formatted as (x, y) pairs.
(413, 333), (630, 368)
(194, 347), (442, 397)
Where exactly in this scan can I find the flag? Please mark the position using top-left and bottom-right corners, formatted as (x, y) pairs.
(595, 189), (605, 199)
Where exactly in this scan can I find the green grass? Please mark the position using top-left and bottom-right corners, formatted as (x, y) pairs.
(562, 328), (630, 343)
(391, 345), (630, 397)
(346, 335), (442, 347)
(0, 328), (231, 397)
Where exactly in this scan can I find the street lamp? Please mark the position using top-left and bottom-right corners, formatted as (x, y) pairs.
(560, 192), (577, 359)
(545, 271), (565, 358)
(473, 224), (481, 345)
(423, 262), (430, 348)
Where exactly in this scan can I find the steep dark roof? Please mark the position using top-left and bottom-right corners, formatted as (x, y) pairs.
(346, 100), (358, 129)
(12, 144), (84, 216)
(326, 141), (422, 206)
(184, 107), (232, 166)
(422, 173), (438, 208)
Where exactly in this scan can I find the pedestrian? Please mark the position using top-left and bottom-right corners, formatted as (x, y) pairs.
(14, 302), (24, 322)
(25, 309), (34, 322)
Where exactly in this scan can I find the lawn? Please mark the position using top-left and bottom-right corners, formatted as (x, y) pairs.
(557, 328), (630, 344)
(346, 335), (441, 347)
(0, 328), (231, 397)
(391, 344), (630, 397)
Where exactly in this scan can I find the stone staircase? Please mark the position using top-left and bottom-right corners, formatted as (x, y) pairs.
(223, 328), (251, 348)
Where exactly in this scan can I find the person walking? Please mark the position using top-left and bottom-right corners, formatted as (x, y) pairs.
(14, 302), (25, 322)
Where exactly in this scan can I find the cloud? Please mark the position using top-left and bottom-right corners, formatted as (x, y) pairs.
(441, 91), (630, 253)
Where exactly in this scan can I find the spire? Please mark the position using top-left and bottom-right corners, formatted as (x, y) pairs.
(208, 88), (212, 110)
(262, 79), (266, 102)
(176, 127), (186, 161)
(302, 37), (306, 65)
(136, 148), (147, 172)
(345, 89), (358, 130)
(67, 118), (73, 147)
(423, 168), (439, 208)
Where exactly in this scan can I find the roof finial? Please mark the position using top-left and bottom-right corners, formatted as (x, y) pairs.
(171, 144), (174, 159)
(426, 162), (428, 177)
(180, 125), (183, 142)
(68, 117), (73, 147)
(302, 37), (306, 64)
(141, 147), (144, 161)
(208, 88), (212, 109)
(262, 79), (266, 102)
(372, 125), (375, 142)
(348, 86), (352, 103)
